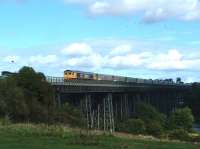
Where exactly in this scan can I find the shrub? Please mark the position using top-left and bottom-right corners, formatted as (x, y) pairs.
(127, 119), (146, 134)
(0, 115), (11, 126)
(146, 121), (164, 137)
(135, 103), (166, 137)
(136, 103), (166, 127)
(168, 107), (194, 132)
(118, 119), (146, 134)
(168, 129), (191, 142)
(56, 102), (85, 127)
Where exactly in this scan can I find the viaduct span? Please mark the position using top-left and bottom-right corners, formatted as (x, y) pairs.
(47, 76), (190, 132)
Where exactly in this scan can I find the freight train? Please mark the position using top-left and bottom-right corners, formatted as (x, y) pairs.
(64, 70), (183, 85)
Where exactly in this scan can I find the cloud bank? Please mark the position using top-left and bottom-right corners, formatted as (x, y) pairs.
(60, 42), (200, 71)
(1, 40), (200, 82)
(64, 0), (200, 23)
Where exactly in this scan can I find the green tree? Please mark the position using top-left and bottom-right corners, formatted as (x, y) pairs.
(136, 103), (166, 126)
(15, 66), (56, 123)
(136, 102), (166, 136)
(168, 107), (194, 132)
(0, 66), (56, 123)
(0, 77), (29, 121)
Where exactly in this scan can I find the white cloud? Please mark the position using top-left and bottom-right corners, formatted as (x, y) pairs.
(89, 1), (110, 15)
(110, 44), (132, 56)
(63, 0), (92, 4)
(3, 56), (20, 63)
(64, 0), (200, 22)
(59, 41), (200, 72)
(61, 43), (93, 56)
(2, 40), (200, 82)
(109, 54), (141, 68)
(29, 55), (57, 65)
(2, 42), (198, 76)
(147, 49), (200, 70)
(107, 52), (152, 69)
(63, 53), (104, 69)
(147, 49), (185, 70)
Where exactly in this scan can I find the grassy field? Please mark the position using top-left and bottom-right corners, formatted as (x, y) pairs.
(0, 124), (200, 149)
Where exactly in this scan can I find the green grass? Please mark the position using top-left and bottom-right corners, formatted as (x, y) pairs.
(0, 124), (200, 149)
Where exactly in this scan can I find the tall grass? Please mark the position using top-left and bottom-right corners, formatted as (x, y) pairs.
(0, 123), (114, 147)
(0, 122), (200, 144)
(0, 123), (74, 138)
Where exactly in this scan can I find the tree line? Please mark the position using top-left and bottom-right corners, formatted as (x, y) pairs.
(117, 103), (195, 141)
(0, 66), (199, 141)
(0, 66), (82, 126)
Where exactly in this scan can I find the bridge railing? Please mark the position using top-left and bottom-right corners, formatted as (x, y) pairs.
(46, 76), (189, 89)
(46, 76), (127, 86)
(46, 76), (64, 84)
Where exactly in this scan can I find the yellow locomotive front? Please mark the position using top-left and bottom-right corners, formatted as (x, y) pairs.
(64, 70), (78, 80)
(64, 70), (99, 81)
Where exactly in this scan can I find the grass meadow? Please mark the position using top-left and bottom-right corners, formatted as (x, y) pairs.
(0, 124), (199, 149)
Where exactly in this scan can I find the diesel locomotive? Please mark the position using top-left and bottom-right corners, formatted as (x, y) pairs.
(64, 70), (181, 85)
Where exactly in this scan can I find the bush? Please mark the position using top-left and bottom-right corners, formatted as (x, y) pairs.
(56, 102), (85, 128)
(135, 103), (166, 137)
(0, 115), (11, 126)
(168, 129), (191, 142)
(146, 121), (164, 137)
(136, 103), (166, 127)
(168, 107), (194, 132)
(118, 119), (146, 134)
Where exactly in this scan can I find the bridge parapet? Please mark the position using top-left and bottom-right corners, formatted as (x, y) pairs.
(46, 76), (64, 84)
(46, 76), (190, 90)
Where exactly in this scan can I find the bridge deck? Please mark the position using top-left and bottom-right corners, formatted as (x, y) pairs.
(46, 77), (189, 93)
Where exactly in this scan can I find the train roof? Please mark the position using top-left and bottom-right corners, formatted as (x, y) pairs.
(66, 70), (141, 78)
(64, 70), (127, 77)
(64, 70), (94, 74)
(64, 70), (177, 83)
(64, 70), (142, 78)
(64, 69), (184, 83)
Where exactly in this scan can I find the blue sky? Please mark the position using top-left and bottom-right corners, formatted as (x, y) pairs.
(0, 0), (200, 82)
